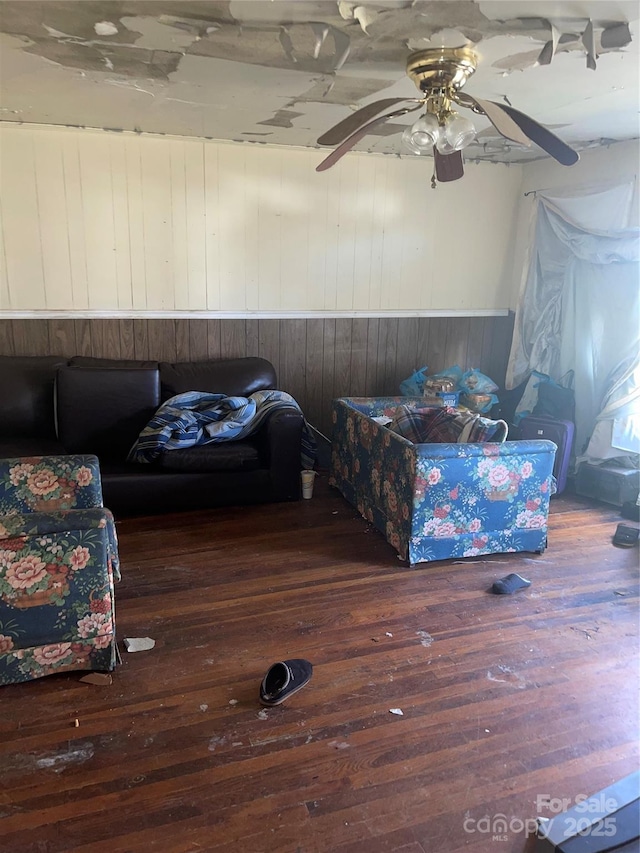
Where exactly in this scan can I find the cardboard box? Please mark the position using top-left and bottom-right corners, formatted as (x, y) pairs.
(535, 771), (639, 852)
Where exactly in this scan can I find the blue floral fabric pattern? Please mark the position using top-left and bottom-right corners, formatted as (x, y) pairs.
(0, 456), (119, 685)
(330, 398), (557, 565)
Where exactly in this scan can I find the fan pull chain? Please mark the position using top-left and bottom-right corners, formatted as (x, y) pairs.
(430, 168), (437, 189)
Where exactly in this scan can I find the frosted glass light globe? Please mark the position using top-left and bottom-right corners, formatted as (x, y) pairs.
(405, 113), (440, 150)
(435, 135), (457, 154)
(402, 126), (428, 154)
(443, 114), (476, 150)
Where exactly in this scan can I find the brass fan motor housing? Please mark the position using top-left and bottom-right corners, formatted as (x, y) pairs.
(406, 47), (477, 94)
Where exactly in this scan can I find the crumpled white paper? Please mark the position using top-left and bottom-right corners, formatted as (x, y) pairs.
(123, 637), (155, 652)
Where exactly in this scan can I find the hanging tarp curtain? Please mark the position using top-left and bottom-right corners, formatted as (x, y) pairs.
(506, 183), (640, 461)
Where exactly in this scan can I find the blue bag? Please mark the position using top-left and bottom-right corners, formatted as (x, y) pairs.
(400, 366), (428, 396)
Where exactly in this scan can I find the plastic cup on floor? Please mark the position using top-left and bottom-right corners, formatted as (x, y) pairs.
(301, 470), (316, 499)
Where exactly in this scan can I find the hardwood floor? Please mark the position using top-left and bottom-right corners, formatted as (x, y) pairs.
(1, 480), (638, 853)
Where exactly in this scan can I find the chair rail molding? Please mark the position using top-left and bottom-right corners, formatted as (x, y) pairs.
(0, 309), (509, 319)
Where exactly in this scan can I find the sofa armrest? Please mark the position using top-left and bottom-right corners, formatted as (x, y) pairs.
(0, 507), (121, 582)
(414, 439), (557, 460)
(258, 407), (305, 500)
(0, 455), (104, 514)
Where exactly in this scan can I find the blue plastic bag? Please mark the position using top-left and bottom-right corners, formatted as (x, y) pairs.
(428, 365), (463, 387)
(459, 368), (499, 394)
(400, 366), (428, 396)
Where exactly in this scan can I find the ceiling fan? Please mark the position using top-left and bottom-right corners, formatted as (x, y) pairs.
(315, 47), (580, 183)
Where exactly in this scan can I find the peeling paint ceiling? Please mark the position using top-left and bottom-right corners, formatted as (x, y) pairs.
(0, 1), (638, 164)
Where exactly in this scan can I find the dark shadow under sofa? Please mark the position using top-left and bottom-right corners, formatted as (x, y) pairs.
(0, 355), (305, 517)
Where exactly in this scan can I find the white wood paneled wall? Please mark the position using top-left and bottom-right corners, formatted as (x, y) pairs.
(0, 123), (523, 314)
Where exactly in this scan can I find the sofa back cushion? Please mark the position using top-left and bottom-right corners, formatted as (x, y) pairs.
(0, 356), (68, 439)
(69, 356), (159, 369)
(56, 366), (161, 459)
(160, 358), (277, 400)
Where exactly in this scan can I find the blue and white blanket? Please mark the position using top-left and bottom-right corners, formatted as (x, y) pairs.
(128, 390), (316, 469)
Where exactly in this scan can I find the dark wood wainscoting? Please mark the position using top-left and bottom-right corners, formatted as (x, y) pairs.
(0, 315), (514, 435)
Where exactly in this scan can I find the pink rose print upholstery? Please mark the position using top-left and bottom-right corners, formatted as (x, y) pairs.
(330, 398), (557, 565)
(0, 455), (120, 685)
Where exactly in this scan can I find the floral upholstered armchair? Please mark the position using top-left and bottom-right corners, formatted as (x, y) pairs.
(0, 455), (120, 685)
(330, 398), (557, 566)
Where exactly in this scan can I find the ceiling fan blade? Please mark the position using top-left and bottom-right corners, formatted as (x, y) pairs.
(496, 104), (580, 166)
(316, 104), (422, 172)
(317, 97), (418, 146)
(434, 149), (464, 183)
(460, 94), (531, 147)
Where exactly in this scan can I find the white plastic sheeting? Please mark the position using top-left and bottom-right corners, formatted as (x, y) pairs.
(583, 355), (640, 464)
(507, 183), (640, 460)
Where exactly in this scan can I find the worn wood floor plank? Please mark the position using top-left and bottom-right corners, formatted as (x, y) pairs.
(0, 481), (637, 853)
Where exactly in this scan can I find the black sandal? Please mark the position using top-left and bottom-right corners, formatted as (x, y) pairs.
(259, 659), (313, 706)
(490, 572), (531, 595)
(613, 523), (639, 548)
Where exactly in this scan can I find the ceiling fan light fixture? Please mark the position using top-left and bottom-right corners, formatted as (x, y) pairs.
(442, 113), (476, 151)
(401, 126), (428, 154)
(316, 47), (579, 176)
(404, 113), (440, 150)
(435, 135), (457, 155)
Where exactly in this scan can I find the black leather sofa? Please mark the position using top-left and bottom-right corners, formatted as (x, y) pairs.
(0, 355), (304, 516)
